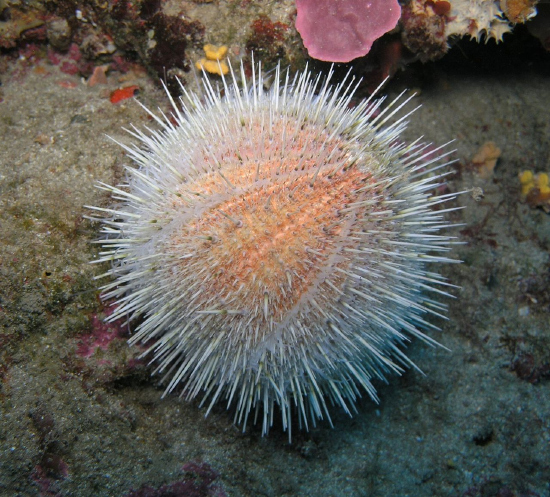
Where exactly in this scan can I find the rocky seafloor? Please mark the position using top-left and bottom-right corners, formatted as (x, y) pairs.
(1, 19), (550, 497)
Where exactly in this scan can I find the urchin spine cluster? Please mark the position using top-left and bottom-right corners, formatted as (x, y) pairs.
(88, 62), (462, 438)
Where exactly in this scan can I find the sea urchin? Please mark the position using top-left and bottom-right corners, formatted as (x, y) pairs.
(88, 63), (461, 438)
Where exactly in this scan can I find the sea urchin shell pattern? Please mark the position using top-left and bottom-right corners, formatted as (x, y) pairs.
(88, 63), (462, 438)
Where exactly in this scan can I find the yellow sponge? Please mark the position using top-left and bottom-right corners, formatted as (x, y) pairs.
(195, 44), (229, 75)
(204, 44), (228, 61)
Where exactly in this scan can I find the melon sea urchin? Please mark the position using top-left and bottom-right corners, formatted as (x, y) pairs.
(88, 63), (462, 438)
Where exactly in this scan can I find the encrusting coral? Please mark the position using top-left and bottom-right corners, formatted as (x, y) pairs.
(402, 0), (539, 60)
(445, 0), (514, 42)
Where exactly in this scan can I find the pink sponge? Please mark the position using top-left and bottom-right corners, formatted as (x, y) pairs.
(296, 0), (401, 63)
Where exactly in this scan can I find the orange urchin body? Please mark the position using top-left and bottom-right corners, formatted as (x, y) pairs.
(88, 64), (461, 438)
(172, 126), (377, 328)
